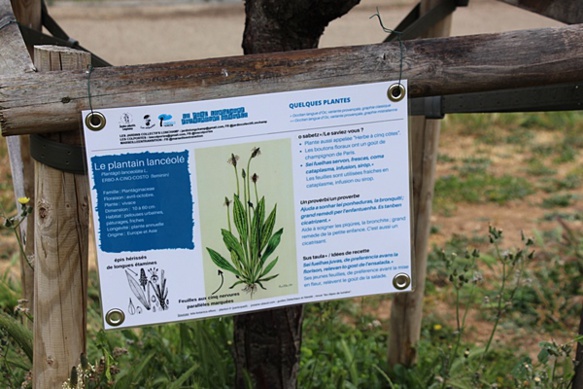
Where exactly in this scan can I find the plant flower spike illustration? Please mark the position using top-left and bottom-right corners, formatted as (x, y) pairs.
(206, 147), (283, 297)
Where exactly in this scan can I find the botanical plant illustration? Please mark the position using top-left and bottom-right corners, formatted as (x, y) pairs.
(206, 147), (283, 297)
(126, 267), (169, 313)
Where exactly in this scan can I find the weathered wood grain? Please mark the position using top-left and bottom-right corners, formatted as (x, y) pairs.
(1, 0), (37, 315)
(0, 0), (36, 75)
(9, 0), (41, 30)
(9, 0), (41, 59)
(33, 46), (90, 389)
(498, 0), (583, 24)
(2, 24), (583, 137)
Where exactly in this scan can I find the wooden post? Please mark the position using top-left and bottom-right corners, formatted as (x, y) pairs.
(388, 0), (452, 368)
(10, 0), (41, 58)
(32, 46), (90, 388)
(2, 0), (40, 313)
(9, 0), (41, 28)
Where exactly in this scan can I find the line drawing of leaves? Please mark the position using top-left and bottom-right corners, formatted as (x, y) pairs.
(126, 270), (150, 310)
(150, 272), (169, 311)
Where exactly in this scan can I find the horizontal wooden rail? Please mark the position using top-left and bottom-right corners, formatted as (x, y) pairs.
(2, 24), (583, 136)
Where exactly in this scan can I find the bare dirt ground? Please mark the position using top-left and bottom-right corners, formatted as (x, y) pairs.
(46, 0), (563, 66)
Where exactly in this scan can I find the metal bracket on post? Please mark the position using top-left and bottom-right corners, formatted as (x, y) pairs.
(442, 83), (583, 113)
(30, 134), (86, 174)
(17, 0), (110, 67)
(387, 0), (582, 118)
(423, 96), (444, 119)
(410, 83), (583, 118)
(385, 0), (468, 42)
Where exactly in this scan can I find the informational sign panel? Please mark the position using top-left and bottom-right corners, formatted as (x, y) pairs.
(83, 80), (413, 329)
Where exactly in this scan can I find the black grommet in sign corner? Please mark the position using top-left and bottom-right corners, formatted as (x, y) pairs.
(85, 111), (106, 131)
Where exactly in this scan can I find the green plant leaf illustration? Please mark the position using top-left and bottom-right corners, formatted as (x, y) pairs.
(255, 197), (266, 228)
(221, 229), (245, 267)
(260, 205), (277, 252)
(261, 228), (283, 266)
(258, 274), (279, 283)
(256, 274), (279, 290)
(208, 148), (284, 296)
(229, 280), (246, 289)
(233, 195), (248, 243)
(252, 197), (266, 253)
(259, 257), (279, 279)
(249, 213), (260, 264)
(207, 248), (239, 275)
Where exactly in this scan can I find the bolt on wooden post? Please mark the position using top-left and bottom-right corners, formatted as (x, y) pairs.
(32, 46), (90, 389)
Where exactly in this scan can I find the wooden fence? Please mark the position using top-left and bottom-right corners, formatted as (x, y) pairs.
(1, 0), (583, 387)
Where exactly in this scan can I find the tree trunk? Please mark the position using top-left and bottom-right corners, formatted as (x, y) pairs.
(242, 0), (360, 54)
(234, 1), (359, 387)
(234, 306), (304, 388)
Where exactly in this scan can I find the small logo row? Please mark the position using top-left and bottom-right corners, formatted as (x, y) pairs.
(119, 113), (175, 130)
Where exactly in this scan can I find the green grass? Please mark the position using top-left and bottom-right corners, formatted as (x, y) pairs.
(541, 193), (576, 209)
(434, 173), (534, 212)
(435, 111), (583, 215)
(526, 158), (556, 177)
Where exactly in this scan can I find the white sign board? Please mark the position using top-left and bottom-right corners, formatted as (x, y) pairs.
(83, 80), (413, 329)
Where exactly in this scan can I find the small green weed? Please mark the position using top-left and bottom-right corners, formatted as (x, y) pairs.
(82, 318), (235, 388)
(437, 153), (456, 163)
(541, 193), (576, 209)
(512, 220), (583, 331)
(434, 173), (533, 213)
(526, 158), (556, 177)
(455, 157), (491, 175)
(393, 227), (556, 388)
(505, 128), (534, 146)
(542, 211), (581, 222)
(0, 311), (32, 387)
(300, 301), (390, 388)
(512, 339), (578, 389)
(532, 143), (555, 157)
(540, 171), (582, 193)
